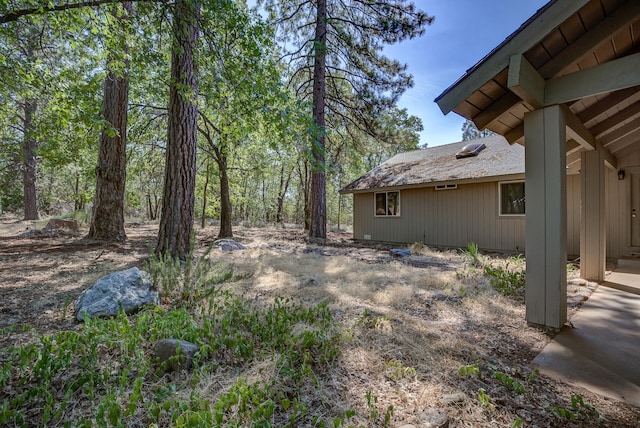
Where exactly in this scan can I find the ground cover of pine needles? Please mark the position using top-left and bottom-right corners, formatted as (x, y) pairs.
(1, 219), (639, 427)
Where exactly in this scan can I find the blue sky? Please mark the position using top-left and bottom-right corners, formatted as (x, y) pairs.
(388, 1), (549, 147)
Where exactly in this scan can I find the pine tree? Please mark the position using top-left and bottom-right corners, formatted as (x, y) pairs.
(261, 0), (433, 238)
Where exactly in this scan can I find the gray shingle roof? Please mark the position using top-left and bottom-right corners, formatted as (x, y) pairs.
(340, 135), (524, 193)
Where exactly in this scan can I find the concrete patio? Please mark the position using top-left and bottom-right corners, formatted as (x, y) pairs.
(533, 266), (640, 408)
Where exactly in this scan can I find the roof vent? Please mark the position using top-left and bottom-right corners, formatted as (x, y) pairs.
(455, 142), (486, 159)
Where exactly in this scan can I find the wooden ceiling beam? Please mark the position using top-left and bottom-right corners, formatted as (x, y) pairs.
(508, 55), (545, 109)
(589, 100), (640, 137)
(562, 105), (617, 169)
(472, 92), (521, 130)
(600, 116), (640, 147)
(606, 128), (640, 154)
(545, 53), (640, 106)
(577, 86), (640, 123)
(505, 124), (524, 145)
(538, 0), (640, 78)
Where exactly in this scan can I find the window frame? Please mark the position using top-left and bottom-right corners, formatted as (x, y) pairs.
(498, 180), (526, 217)
(374, 191), (401, 217)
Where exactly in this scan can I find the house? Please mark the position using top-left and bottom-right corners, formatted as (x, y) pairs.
(340, 135), (584, 256)
(432, 0), (640, 328)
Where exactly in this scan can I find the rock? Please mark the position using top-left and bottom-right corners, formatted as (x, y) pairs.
(300, 277), (320, 288)
(153, 339), (200, 372)
(74, 267), (159, 321)
(390, 248), (411, 257)
(213, 239), (246, 251)
(568, 278), (588, 286)
(439, 392), (466, 405)
(419, 408), (449, 427)
(44, 218), (79, 231)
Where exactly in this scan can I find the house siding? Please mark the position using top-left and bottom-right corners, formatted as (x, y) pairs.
(606, 147), (640, 260)
(353, 178), (582, 255)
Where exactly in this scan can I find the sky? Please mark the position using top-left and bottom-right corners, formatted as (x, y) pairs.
(387, 0), (549, 147)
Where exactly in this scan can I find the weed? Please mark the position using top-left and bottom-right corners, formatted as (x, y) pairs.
(463, 242), (482, 267)
(458, 364), (480, 377)
(551, 394), (599, 421)
(385, 359), (416, 381)
(484, 255), (526, 298)
(146, 236), (237, 306)
(493, 371), (525, 394)
(477, 388), (495, 411)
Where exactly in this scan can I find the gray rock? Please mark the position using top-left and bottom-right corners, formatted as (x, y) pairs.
(390, 248), (411, 257)
(568, 278), (588, 286)
(154, 339), (200, 372)
(439, 392), (466, 405)
(74, 267), (159, 321)
(213, 239), (246, 251)
(300, 277), (320, 288)
(419, 408), (449, 428)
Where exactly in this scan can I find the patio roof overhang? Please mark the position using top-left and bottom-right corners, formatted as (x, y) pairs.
(435, 0), (640, 170)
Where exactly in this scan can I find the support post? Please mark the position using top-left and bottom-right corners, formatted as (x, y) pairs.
(580, 150), (606, 281)
(524, 105), (568, 329)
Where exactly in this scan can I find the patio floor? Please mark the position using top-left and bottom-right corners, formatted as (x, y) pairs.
(533, 266), (640, 408)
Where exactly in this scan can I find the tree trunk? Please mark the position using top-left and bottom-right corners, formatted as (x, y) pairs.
(156, 0), (200, 259)
(276, 164), (292, 226)
(88, 2), (132, 242)
(22, 98), (39, 220)
(201, 159), (210, 229)
(309, 0), (327, 239)
(217, 152), (233, 238)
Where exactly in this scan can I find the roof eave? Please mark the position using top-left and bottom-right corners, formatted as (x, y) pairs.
(434, 0), (588, 117)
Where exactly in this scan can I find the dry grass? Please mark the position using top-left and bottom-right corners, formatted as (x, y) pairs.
(1, 218), (639, 426)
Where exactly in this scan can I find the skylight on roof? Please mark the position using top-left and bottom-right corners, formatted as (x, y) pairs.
(455, 142), (486, 159)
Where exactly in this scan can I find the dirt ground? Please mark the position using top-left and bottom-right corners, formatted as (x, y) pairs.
(1, 216), (639, 427)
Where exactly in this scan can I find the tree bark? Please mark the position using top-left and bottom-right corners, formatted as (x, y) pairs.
(217, 150), (233, 238)
(309, 0), (327, 239)
(156, 0), (200, 259)
(22, 98), (39, 220)
(88, 1), (132, 242)
(201, 159), (210, 229)
(276, 164), (292, 226)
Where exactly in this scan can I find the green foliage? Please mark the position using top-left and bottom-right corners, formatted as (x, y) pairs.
(146, 240), (237, 305)
(385, 359), (416, 381)
(551, 394), (599, 421)
(1, 293), (342, 426)
(484, 256), (526, 298)
(458, 364), (480, 377)
(463, 242), (482, 267)
(493, 372), (525, 394)
(477, 388), (495, 411)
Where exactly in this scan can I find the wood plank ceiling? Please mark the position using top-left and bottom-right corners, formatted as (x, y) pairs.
(440, 0), (640, 167)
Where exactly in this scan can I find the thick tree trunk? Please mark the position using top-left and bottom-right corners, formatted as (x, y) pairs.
(217, 152), (233, 238)
(309, 0), (327, 239)
(22, 99), (39, 220)
(156, 0), (200, 259)
(88, 2), (132, 242)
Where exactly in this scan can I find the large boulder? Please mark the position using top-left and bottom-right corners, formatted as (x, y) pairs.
(74, 267), (159, 321)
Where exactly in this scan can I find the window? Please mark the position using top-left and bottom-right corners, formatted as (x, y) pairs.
(375, 191), (400, 216)
(500, 181), (525, 215)
(435, 184), (458, 190)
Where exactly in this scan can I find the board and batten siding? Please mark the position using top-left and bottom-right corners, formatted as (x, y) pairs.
(353, 179), (582, 255)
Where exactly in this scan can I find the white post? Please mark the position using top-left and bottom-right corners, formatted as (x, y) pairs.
(524, 105), (568, 329)
(580, 150), (606, 281)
